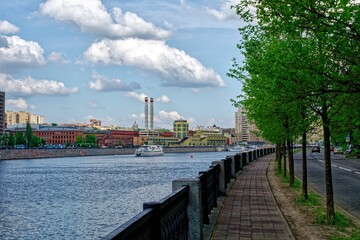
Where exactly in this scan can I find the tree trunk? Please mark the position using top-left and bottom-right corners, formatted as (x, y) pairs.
(287, 140), (294, 187)
(276, 143), (282, 171)
(322, 106), (335, 222)
(302, 131), (308, 200)
(283, 141), (287, 178)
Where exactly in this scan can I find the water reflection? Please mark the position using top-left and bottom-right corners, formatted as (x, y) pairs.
(0, 151), (230, 240)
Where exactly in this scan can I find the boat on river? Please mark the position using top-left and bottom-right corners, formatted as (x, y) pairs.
(135, 145), (164, 157)
(226, 145), (245, 152)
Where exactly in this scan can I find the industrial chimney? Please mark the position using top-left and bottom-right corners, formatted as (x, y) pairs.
(144, 97), (149, 131)
(150, 98), (154, 131)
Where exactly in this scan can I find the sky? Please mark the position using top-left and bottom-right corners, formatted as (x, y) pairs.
(0, 0), (245, 130)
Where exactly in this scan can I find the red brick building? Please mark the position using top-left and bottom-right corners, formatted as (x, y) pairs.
(33, 128), (82, 145)
(97, 130), (140, 147)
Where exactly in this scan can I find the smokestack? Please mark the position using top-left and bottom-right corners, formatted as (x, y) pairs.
(150, 98), (154, 131)
(144, 97), (149, 130)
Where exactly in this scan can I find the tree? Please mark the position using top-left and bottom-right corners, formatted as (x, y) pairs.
(26, 121), (33, 148)
(15, 132), (25, 145)
(76, 135), (83, 145)
(85, 134), (97, 146)
(8, 133), (15, 147)
(231, 0), (360, 222)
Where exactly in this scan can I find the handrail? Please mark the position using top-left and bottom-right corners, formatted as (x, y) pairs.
(104, 147), (275, 240)
(104, 186), (189, 240)
(103, 208), (155, 240)
(199, 165), (219, 224)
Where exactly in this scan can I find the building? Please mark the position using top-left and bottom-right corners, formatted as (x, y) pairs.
(33, 126), (82, 145)
(235, 106), (265, 144)
(5, 111), (45, 125)
(89, 118), (101, 127)
(0, 92), (4, 133)
(173, 119), (189, 140)
(174, 130), (227, 147)
(97, 130), (140, 147)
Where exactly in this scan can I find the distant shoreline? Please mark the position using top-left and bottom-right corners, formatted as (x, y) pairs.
(0, 146), (218, 160)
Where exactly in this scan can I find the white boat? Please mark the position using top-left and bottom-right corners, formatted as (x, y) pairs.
(226, 145), (245, 152)
(135, 145), (164, 157)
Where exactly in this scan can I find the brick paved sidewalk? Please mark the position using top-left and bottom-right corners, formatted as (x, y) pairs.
(211, 154), (295, 240)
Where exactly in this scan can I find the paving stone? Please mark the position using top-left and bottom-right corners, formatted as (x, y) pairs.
(211, 154), (295, 240)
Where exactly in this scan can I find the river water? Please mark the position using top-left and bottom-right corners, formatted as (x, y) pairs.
(0, 151), (231, 240)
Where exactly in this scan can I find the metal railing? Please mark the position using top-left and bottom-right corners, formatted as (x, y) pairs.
(104, 147), (275, 240)
(199, 164), (220, 224)
(104, 186), (189, 240)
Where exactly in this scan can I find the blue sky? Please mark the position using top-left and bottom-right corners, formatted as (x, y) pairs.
(0, 0), (244, 129)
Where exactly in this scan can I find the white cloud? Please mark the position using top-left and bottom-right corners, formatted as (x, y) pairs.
(125, 91), (148, 102)
(84, 38), (225, 88)
(156, 95), (170, 103)
(159, 110), (182, 121)
(40, 0), (171, 40)
(89, 71), (141, 91)
(0, 20), (20, 34)
(0, 73), (79, 96)
(206, 0), (239, 21)
(6, 97), (36, 110)
(0, 35), (46, 72)
(48, 52), (70, 64)
(88, 101), (102, 109)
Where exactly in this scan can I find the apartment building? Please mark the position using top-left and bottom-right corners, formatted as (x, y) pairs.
(5, 111), (45, 125)
(235, 106), (265, 144)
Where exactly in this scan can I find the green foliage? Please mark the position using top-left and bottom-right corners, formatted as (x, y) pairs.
(8, 133), (15, 147)
(231, 0), (360, 223)
(31, 135), (45, 148)
(296, 193), (320, 206)
(85, 134), (96, 144)
(26, 122), (33, 148)
(76, 135), (83, 144)
(275, 164), (301, 189)
(275, 165), (360, 238)
(315, 209), (354, 230)
(15, 132), (25, 145)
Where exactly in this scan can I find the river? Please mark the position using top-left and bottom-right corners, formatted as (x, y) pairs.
(0, 151), (231, 240)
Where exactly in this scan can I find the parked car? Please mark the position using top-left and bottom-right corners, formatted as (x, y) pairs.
(311, 146), (320, 153)
(333, 146), (344, 154)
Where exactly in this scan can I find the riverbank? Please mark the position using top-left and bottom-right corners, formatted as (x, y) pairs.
(0, 146), (218, 160)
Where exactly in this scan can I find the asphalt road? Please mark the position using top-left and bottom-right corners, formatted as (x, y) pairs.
(294, 149), (360, 220)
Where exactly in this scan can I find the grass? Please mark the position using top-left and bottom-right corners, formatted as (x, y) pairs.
(275, 165), (301, 190)
(274, 158), (360, 239)
(296, 192), (320, 206)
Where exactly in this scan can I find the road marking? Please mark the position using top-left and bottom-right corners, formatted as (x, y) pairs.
(338, 167), (352, 172)
(355, 172), (360, 175)
(318, 160), (325, 163)
(332, 164), (338, 167)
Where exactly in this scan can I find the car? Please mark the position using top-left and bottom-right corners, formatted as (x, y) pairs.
(311, 146), (320, 153)
(333, 146), (343, 154)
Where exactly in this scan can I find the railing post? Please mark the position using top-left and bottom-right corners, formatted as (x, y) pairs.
(241, 152), (247, 167)
(234, 153), (241, 172)
(226, 155), (236, 179)
(172, 178), (203, 240)
(143, 202), (161, 240)
(212, 161), (226, 195)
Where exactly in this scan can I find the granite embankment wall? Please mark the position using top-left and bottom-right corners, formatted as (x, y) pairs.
(0, 147), (217, 160)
